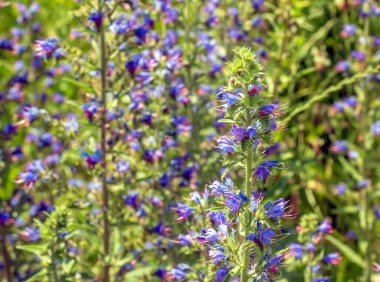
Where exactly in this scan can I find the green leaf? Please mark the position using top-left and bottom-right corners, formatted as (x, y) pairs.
(332, 206), (359, 215)
(284, 65), (380, 123)
(24, 269), (48, 282)
(218, 119), (236, 124)
(225, 266), (240, 280)
(123, 266), (155, 282)
(221, 157), (245, 179)
(338, 156), (363, 182)
(16, 244), (46, 255)
(62, 77), (94, 93)
(325, 235), (366, 268)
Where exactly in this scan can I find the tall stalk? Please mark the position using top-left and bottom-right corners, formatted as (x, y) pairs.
(201, 47), (291, 281)
(241, 106), (253, 282)
(1, 226), (12, 282)
(98, 0), (110, 281)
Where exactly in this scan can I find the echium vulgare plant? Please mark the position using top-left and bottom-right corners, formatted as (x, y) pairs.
(198, 47), (293, 282)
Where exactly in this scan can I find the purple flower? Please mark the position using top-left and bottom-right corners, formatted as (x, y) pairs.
(134, 27), (148, 44)
(290, 243), (304, 259)
(351, 50), (366, 62)
(264, 199), (289, 219)
(64, 115), (80, 133)
(225, 194), (242, 214)
(306, 242), (316, 252)
(0, 38), (14, 51)
(80, 148), (102, 169)
(168, 267), (187, 281)
(262, 160), (280, 169)
(209, 249), (227, 265)
(22, 227), (40, 241)
(154, 268), (166, 279)
(313, 278), (330, 282)
(177, 234), (193, 246)
(371, 120), (380, 136)
(246, 233), (257, 241)
(117, 160), (129, 172)
(175, 203), (193, 222)
(334, 183), (347, 195)
(374, 206), (380, 220)
(125, 54), (142, 77)
(343, 96), (358, 108)
(322, 253), (341, 265)
(335, 60), (350, 73)
(254, 166), (270, 181)
(17, 160), (45, 190)
(217, 137), (235, 154)
(247, 84), (264, 95)
(245, 126), (258, 139)
(215, 266), (229, 282)
(252, 0), (264, 10)
(317, 219), (333, 234)
(82, 102), (99, 121)
(209, 212), (227, 226)
(197, 228), (219, 243)
(150, 222), (171, 236)
(33, 38), (59, 58)
(331, 140), (348, 154)
(123, 191), (139, 209)
(88, 12), (104, 30)
(0, 212), (12, 226)
(259, 228), (276, 245)
(258, 104), (279, 116)
(217, 91), (239, 109)
(356, 180), (369, 189)
(341, 24), (357, 38)
(230, 125), (245, 142)
(264, 253), (286, 270)
(159, 173), (170, 187)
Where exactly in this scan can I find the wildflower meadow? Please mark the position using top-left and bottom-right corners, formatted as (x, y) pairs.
(0, 0), (379, 281)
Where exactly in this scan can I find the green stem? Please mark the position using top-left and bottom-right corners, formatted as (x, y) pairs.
(51, 241), (59, 282)
(1, 226), (13, 282)
(241, 108), (253, 282)
(98, 1), (110, 281)
(362, 15), (372, 282)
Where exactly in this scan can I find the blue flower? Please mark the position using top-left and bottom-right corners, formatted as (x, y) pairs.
(215, 265), (229, 282)
(254, 166), (270, 181)
(209, 212), (227, 226)
(247, 84), (265, 95)
(230, 125), (245, 142)
(209, 249), (227, 265)
(88, 12), (104, 30)
(341, 24), (357, 38)
(197, 228), (219, 243)
(335, 60), (350, 73)
(177, 234), (193, 246)
(175, 203), (193, 222)
(259, 228), (275, 245)
(350, 50), (366, 62)
(317, 219), (333, 234)
(322, 253), (341, 265)
(217, 137), (235, 154)
(290, 243), (304, 259)
(264, 199), (288, 219)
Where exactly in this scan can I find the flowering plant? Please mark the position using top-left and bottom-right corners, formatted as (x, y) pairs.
(198, 47), (292, 281)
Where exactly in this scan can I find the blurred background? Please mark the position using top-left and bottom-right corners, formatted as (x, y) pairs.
(0, 0), (379, 281)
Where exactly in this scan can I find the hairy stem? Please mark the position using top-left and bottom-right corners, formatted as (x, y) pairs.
(1, 226), (12, 282)
(241, 108), (253, 282)
(51, 241), (59, 282)
(98, 1), (110, 281)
